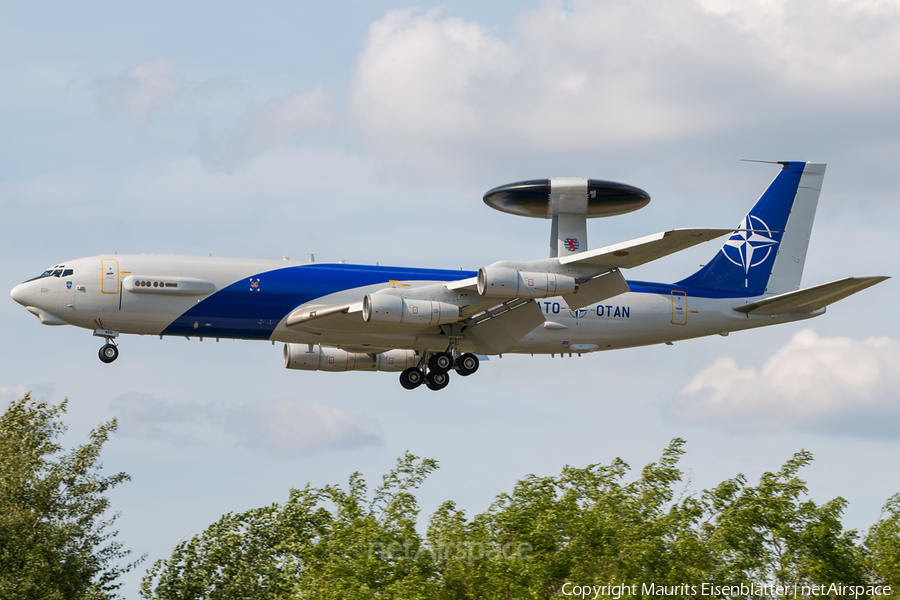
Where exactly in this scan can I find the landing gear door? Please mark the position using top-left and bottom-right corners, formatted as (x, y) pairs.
(671, 291), (687, 325)
(101, 259), (119, 294)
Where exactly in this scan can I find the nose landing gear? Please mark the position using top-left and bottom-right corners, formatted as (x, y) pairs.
(99, 343), (119, 363)
(93, 328), (120, 364)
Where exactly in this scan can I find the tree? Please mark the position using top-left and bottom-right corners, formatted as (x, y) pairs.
(426, 440), (715, 598)
(865, 493), (900, 598)
(699, 450), (867, 596)
(141, 440), (892, 599)
(0, 394), (142, 600)
(141, 452), (440, 599)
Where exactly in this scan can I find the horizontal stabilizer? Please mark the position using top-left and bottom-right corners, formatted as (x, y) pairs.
(558, 228), (733, 270)
(732, 276), (889, 315)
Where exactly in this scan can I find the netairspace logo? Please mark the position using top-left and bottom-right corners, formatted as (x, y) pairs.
(559, 582), (893, 599)
(369, 540), (532, 565)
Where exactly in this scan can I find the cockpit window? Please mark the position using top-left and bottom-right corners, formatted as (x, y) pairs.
(28, 266), (67, 282)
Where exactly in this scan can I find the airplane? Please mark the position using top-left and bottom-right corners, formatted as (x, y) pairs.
(9, 161), (888, 391)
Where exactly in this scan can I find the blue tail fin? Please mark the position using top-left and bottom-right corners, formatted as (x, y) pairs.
(677, 161), (824, 296)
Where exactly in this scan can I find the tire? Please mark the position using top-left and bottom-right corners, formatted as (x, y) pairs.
(428, 352), (453, 374)
(98, 344), (119, 364)
(425, 370), (450, 391)
(455, 353), (479, 376)
(400, 367), (424, 390)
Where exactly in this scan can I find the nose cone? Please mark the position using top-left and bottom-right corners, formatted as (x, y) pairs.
(10, 283), (32, 307)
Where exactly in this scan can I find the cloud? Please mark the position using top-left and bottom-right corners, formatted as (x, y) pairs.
(86, 58), (247, 126)
(0, 384), (30, 403)
(198, 87), (334, 170)
(669, 329), (900, 437)
(0, 385), (31, 411)
(225, 400), (383, 457)
(242, 87), (333, 155)
(109, 392), (382, 455)
(0, 384), (57, 412)
(86, 58), (334, 169)
(88, 58), (180, 121)
(352, 9), (511, 144)
(349, 1), (900, 173)
(110, 392), (216, 447)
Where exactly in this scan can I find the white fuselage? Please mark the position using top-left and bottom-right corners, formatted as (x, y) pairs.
(10, 254), (817, 356)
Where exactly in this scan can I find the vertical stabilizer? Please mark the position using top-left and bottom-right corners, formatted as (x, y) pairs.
(764, 163), (824, 294)
(676, 161), (824, 296)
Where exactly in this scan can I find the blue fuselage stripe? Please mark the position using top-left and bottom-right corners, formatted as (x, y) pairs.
(161, 264), (478, 339)
(159, 263), (756, 340)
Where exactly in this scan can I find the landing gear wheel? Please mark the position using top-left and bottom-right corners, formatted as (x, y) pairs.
(428, 352), (454, 374)
(98, 344), (119, 364)
(425, 370), (450, 391)
(400, 367), (424, 390)
(455, 353), (479, 376)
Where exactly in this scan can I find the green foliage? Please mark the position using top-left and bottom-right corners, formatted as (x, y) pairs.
(865, 494), (900, 599)
(0, 394), (141, 600)
(141, 440), (897, 600)
(701, 451), (866, 592)
(141, 452), (440, 599)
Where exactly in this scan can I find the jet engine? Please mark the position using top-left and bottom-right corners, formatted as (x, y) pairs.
(362, 294), (460, 325)
(283, 344), (418, 372)
(477, 266), (576, 298)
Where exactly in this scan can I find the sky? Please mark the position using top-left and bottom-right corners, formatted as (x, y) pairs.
(2, 0), (899, 595)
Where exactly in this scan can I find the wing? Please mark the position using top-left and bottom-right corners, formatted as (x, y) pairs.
(558, 228), (734, 270)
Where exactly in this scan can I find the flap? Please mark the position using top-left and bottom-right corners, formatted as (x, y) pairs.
(558, 228), (733, 270)
(464, 299), (545, 354)
(733, 276), (889, 315)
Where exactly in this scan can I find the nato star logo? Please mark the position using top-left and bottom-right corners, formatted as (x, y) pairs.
(721, 215), (778, 286)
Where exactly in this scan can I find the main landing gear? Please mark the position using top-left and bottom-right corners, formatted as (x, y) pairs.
(398, 351), (479, 392)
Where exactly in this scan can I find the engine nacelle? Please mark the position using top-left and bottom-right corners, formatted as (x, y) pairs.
(362, 294), (460, 325)
(283, 344), (418, 372)
(477, 266), (577, 298)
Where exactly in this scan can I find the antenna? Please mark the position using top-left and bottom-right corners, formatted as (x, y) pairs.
(740, 159), (789, 168)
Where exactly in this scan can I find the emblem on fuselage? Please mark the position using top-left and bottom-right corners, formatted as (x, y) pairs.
(722, 215), (778, 275)
(249, 278), (260, 291)
(66, 281), (72, 290)
(564, 238), (579, 252)
(568, 308), (587, 320)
